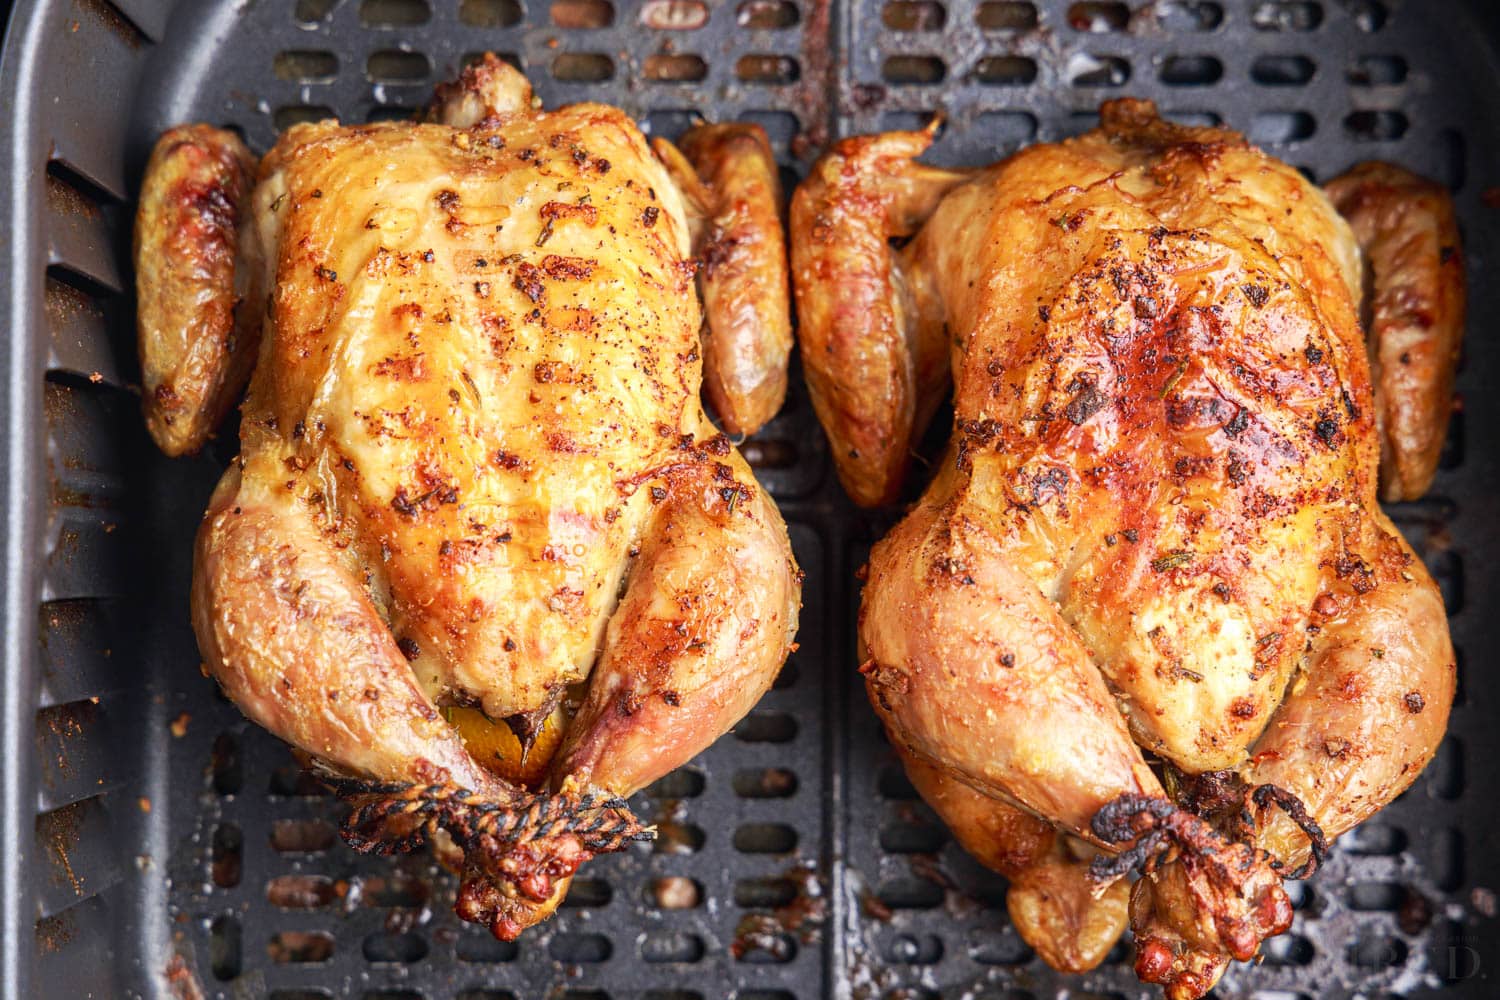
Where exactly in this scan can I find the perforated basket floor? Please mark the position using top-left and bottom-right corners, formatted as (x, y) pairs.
(13, 0), (1500, 998)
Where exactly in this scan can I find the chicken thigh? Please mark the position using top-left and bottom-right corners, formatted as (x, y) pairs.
(136, 56), (800, 939)
(793, 101), (1459, 997)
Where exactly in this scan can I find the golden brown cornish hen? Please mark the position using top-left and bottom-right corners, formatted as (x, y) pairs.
(793, 100), (1459, 998)
(136, 56), (800, 941)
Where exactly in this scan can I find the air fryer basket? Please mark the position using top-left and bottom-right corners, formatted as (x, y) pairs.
(4, 0), (1498, 997)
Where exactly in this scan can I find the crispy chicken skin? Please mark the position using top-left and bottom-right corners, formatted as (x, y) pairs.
(796, 100), (1457, 997)
(141, 57), (800, 939)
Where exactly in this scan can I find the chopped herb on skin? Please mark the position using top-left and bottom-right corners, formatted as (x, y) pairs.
(1160, 361), (1188, 399)
(1151, 550), (1193, 572)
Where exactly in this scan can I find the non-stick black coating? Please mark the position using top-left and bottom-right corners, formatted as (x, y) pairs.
(5, 0), (1500, 997)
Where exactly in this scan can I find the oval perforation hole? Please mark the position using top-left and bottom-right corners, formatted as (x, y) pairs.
(464, 50), (523, 71)
(1156, 1), (1222, 30)
(552, 53), (615, 82)
(457, 992), (519, 1000)
(269, 931), (335, 964)
(885, 932), (944, 964)
(548, 932), (612, 963)
(456, 935), (520, 962)
(1345, 109), (1408, 141)
(459, 0), (522, 26)
(879, 818), (947, 853)
(740, 439), (797, 468)
(1348, 0), (1388, 31)
(1439, 131), (1468, 198)
(877, 763), (918, 799)
(645, 54), (708, 82)
(733, 767), (798, 798)
(1426, 736), (1464, 799)
(1431, 827), (1463, 891)
(1349, 933), (1407, 970)
(267, 874), (335, 909)
(735, 876), (797, 908)
(878, 877), (945, 910)
(210, 915), (241, 981)
(363, 931), (428, 963)
(211, 732), (241, 795)
(359, 0), (431, 27)
(273, 105), (336, 131)
(1262, 933), (1315, 966)
(974, 56), (1037, 86)
(1252, 1), (1323, 31)
(882, 0), (946, 31)
(270, 817), (337, 854)
(1252, 54), (1315, 86)
(552, 0), (614, 27)
(771, 659), (799, 688)
(294, 0), (337, 24)
(641, 0), (709, 29)
(1159, 54), (1222, 86)
(561, 877), (614, 907)
(737, 54), (800, 84)
(642, 931), (706, 963)
(367, 50), (431, 83)
(270, 991), (333, 1000)
(881, 55), (945, 85)
(269, 760), (327, 797)
(976, 0), (1037, 29)
(358, 874), (430, 907)
(644, 767), (705, 798)
(1164, 110), (1221, 127)
(733, 822), (798, 853)
(1070, 54), (1129, 87)
(969, 928), (1033, 965)
(650, 875), (703, 909)
(737, 0), (799, 28)
(367, 105), (421, 123)
(1250, 110), (1316, 144)
(1440, 407), (1465, 468)
(1067, 1), (1129, 32)
(1341, 822), (1407, 856)
(734, 710), (796, 742)
(1348, 882), (1405, 911)
(211, 823), (242, 887)
(654, 821), (706, 854)
(273, 51), (338, 83)
(1348, 54), (1407, 86)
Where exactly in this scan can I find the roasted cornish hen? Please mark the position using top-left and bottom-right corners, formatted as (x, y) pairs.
(136, 56), (800, 940)
(792, 100), (1461, 997)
